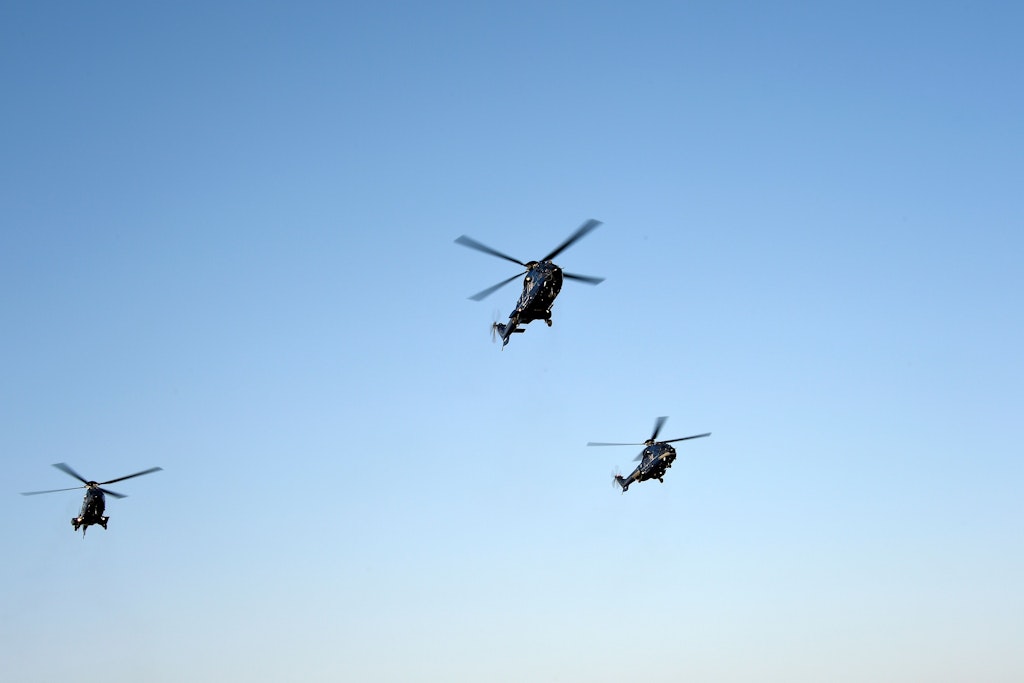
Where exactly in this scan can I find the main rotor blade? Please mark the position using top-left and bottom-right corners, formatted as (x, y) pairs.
(468, 272), (526, 301)
(21, 485), (85, 496)
(99, 466), (162, 486)
(650, 416), (668, 442)
(454, 235), (527, 267)
(563, 272), (605, 285)
(99, 487), (127, 499)
(541, 219), (601, 263)
(661, 432), (712, 444)
(53, 462), (89, 485)
(586, 441), (643, 447)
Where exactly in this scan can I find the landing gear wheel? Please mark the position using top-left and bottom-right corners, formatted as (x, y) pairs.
(545, 318), (552, 327)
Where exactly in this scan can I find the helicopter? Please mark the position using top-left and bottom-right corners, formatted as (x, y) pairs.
(587, 417), (710, 492)
(21, 462), (162, 536)
(454, 219), (605, 347)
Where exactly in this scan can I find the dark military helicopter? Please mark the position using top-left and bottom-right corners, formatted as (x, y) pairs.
(588, 417), (710, 492)
(454, 219), (605, 347)
(21, 462), (162, 536)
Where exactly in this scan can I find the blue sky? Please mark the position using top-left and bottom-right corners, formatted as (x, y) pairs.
(2, 2), (1022, 681)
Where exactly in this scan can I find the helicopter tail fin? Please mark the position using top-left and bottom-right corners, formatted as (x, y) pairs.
(612, 471), (629, 493)
(494, 322), (517, 347)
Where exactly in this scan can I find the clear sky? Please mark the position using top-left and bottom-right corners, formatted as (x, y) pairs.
(2, 2), (1022, 681)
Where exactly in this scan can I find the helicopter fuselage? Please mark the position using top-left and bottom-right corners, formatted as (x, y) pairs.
(615, 443), (678, 492)
(495, 261), (563, 346)
(73, 486), (109, 534)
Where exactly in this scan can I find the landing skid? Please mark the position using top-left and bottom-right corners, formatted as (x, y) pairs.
(71, 516), (109, 537)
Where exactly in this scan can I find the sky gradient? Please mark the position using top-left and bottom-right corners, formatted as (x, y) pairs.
(2, 2), (1022, 681)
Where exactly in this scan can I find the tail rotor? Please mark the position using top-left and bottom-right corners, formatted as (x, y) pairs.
(611, 467), (626, 492)
(490, 309), (502, 344)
